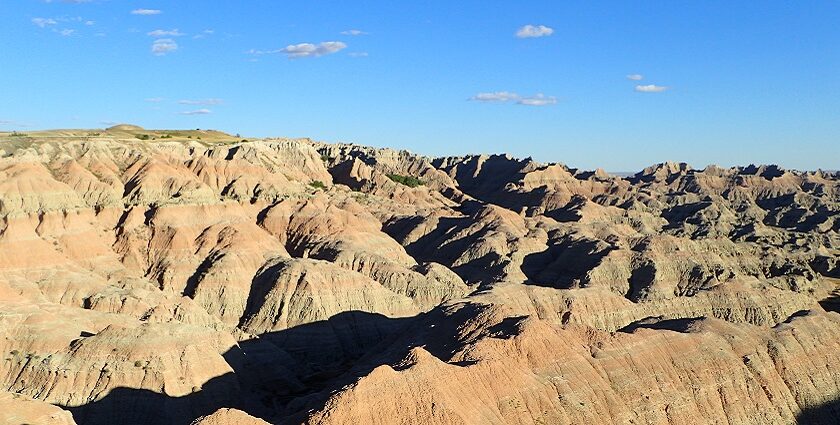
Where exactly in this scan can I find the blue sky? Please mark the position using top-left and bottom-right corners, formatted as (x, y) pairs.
(1, 1), (838, 171)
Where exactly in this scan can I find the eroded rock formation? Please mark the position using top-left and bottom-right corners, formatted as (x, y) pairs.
(0, 128), (837, 424)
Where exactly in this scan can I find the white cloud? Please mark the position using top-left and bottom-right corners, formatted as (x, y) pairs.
(132, 9), (161, 15)
(279, 41), (347, 59)
(178, 99), (223, 105)
(58, 29), (75, 36)
(635, 84), (668, 93)
(151, 38), (178, 55)
(179, 109), (212, 115)
(341, 29), (367, 36)
(470, 92), (521, 102)
(32, 18), (58, 28)
(148, 29), (184, 37)
(144, 97), (164, 102)
(348, 52), (369, 57)
(470, 91), (557, 106)
(516, 24), (554, 38)
(517, 94), (557, 106)
(100, 120), (117, 126)
(85, 20), (95, 25)
(626, 74), (644, 81)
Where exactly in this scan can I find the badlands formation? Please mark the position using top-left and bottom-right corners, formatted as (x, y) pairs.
(0, 126), (838, 424)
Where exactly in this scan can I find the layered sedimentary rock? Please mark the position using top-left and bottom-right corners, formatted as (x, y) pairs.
(0, 128), (837, 424)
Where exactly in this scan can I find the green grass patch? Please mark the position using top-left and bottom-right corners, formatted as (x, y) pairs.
(386, 173), (424, 188)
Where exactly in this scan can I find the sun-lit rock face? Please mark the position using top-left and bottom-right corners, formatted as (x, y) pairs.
(0, 391), (78, 425)
(0, 130), (838, 424)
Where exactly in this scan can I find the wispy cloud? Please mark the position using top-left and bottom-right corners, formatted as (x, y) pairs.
(178, 98), (223, 105)
(144, 97), (164, 103)
(517, 94), (557, 106)
(469, 92), (558, 106)
(516, 24), (554, 38)
(179, 109), (212, 115)
(100, 120), (118, 126)
(151, 39), (178, 55)
(626, 74), (644, 81)
(148, 29), (184, 37)
(32, 17), (58, 27)
(58, 29), (75, 36)
(635, 84), (668, 93)
(348, 52), (368, 57)
(193, 29), (214, 39)
(341, 29), (367, 36)
(470, 92), (521, 102)
(131, 9), (161, 15)
(278, 41), (347, 59)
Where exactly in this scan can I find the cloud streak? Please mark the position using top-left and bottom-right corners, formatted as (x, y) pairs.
(516, 25), (553, 38)
(32, 18), (58, 28)
(151, 39), (178, 55)
(179, 109), (212, 115)
(278, 41), (347, 58)
(148, 29), (184, 37)
(517, 94), (557, 106)
(131, 9), (162, 15)
(178, 99), (223, 105)
(635, 84), (668, 93)
(470, 92), (521, 102)
(469, 92), (557, 106)
(626, 74), (644, 81)
(341, 29), (367, 36)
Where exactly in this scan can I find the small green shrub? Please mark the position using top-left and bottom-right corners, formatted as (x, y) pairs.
(134, 360), (143, 367)
(386, 173), (424, 188)
(320, 155), (331, 162)
(136, 134), (150, 140)
(10, 131), (27, 137)
(241, 139), (248, 143)
(309, 180), (327, 190)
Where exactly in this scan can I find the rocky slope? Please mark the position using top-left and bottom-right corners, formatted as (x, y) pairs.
(0, 127), (837, 424)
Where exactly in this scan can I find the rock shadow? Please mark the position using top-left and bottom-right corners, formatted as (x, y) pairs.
(62, 372), (243, 425)
(60, 311), (423, 425)
(797, 397), (840, 424)
(521, 238), (615, 289)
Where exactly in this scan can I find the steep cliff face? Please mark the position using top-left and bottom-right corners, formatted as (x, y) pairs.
(0, 129), (838, 424)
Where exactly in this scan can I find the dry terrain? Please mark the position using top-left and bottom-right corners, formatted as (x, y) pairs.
(0, 126), (838, 424)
